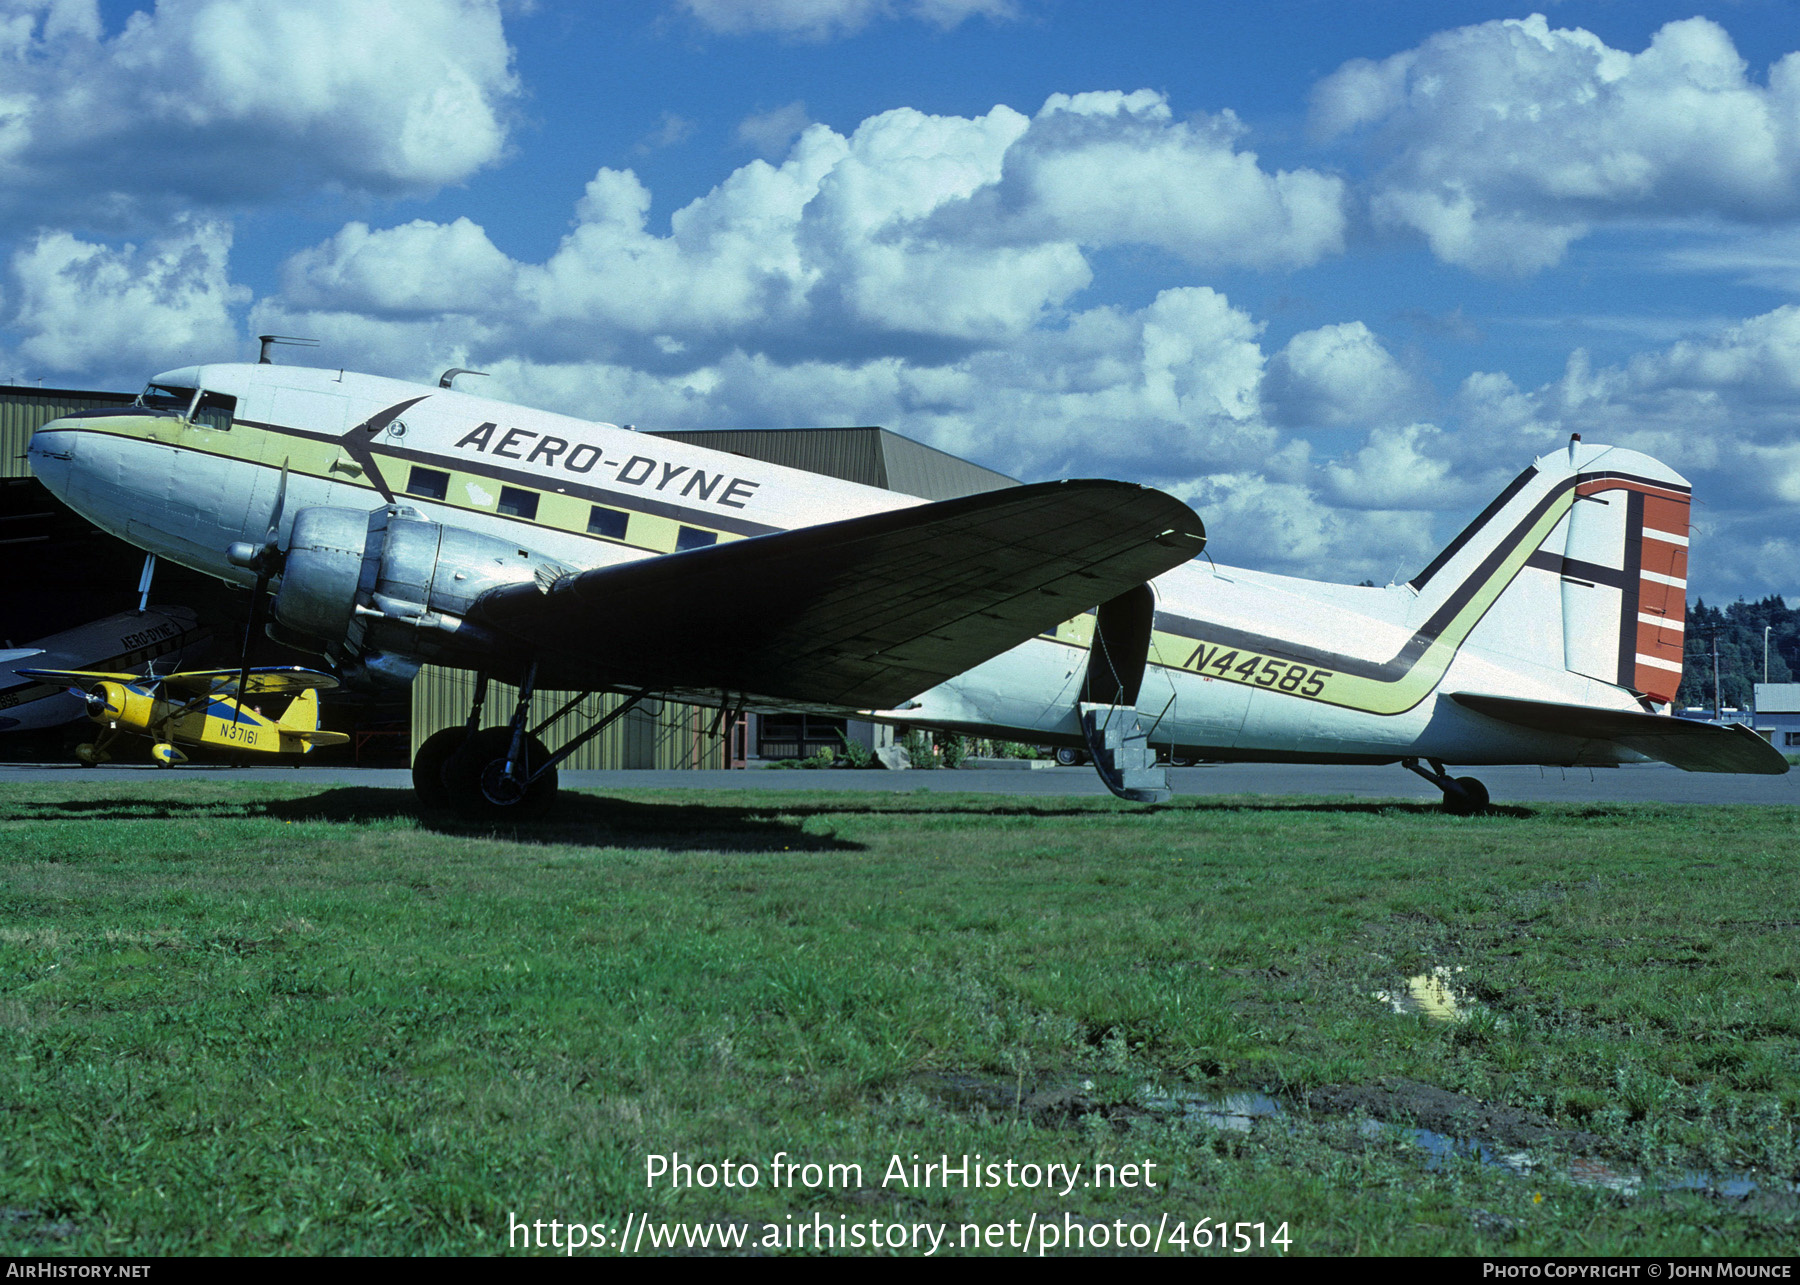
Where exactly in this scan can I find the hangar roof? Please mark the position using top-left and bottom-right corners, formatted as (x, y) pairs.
(1754, 683), (1800, 714)
(650, 426), (1018, 502)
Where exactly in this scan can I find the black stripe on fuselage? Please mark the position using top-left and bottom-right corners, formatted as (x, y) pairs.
(1408, 465), (1537, 591)
(70, 419), (787, 541)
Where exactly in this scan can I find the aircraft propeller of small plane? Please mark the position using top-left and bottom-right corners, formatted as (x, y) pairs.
(23, 351), (1786, 816)
(16, 666), (350, 766)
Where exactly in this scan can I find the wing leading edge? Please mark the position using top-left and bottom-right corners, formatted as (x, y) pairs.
(1450, 692), (1790, 775)
(472, 478), (1205, 709)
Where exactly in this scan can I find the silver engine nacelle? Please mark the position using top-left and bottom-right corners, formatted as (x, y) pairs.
(272, 504), (575, 679)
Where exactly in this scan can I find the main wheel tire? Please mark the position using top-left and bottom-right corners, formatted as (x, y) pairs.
(445, 727), (559, 819)
(1054, 746), (1086, 767)
(1442, 775), (1490, 816)
(412, 726), (470, 811)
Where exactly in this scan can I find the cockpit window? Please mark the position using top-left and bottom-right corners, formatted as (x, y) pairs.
(133, 384), (237, 430)
(136, 384), (193, 413)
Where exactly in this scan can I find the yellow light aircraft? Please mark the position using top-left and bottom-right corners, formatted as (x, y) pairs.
(17, 666), (349, 766)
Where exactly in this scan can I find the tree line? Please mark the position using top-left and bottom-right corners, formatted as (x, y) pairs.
(1677, 596), (1797, 712)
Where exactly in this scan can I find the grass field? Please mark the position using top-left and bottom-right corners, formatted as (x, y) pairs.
(0, 781), (1796, 1256)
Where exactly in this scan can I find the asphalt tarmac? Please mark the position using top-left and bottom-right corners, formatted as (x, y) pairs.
(0, 760), (1794, 805)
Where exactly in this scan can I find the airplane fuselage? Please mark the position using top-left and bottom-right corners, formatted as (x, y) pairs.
(28, 361), (1683, 772)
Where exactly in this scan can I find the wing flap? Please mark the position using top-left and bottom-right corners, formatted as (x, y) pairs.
(472, 479), (1205, 709)
(1451, 692), (1790, 775)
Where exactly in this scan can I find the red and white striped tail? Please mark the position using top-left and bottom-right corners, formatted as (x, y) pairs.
(1561, 469), (1690, 705)
(1632, 490), (1689, 703)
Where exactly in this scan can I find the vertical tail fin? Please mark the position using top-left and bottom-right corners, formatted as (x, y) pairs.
(278, 687), (321, 732)
(1410, 440), (1691, 704)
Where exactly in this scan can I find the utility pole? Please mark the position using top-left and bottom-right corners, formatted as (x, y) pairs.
(1713, 630), (1722, 723)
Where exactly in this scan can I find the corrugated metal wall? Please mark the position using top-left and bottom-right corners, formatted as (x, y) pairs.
(0, 387), (134, 479)
(410, 665), (726, 770)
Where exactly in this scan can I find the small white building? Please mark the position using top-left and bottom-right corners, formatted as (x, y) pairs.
(1754, 683), (1800, 749)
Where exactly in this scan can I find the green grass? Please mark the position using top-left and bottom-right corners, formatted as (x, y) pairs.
(0, 783), (1796, 1255)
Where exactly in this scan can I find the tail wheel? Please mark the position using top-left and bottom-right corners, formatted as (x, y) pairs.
(411, 726), (471, 811)
(445, 727), (559, 819)
(1054, 746), (1085, 767)
(1442, 776), (1490, 816)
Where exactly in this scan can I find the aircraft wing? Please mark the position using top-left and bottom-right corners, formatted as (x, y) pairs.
(160, 667), (342, 697)
(471, 478), (1205, 709)
(17, 668), (143, 688)
(1450, 692), (1791, 775)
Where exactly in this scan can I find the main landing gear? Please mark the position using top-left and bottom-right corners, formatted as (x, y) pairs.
(1403, 758), (1491, 816)
(411, 668), (654, 820)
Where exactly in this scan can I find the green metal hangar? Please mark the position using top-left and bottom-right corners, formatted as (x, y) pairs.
(0, 383), (1017, 766)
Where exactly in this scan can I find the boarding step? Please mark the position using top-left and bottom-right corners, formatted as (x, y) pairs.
(1078, 702), (1171, 804)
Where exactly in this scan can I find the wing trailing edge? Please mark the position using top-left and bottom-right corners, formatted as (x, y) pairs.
(1450, 692), (1790, 775)
(472, 478), (1205, 710)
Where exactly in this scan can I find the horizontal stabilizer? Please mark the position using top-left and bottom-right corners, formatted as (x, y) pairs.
(1450, 692), (1790, 775)
(473, 479), (1205, 709)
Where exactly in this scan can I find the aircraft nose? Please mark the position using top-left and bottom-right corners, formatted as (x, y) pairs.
(27, 419), (79, 496)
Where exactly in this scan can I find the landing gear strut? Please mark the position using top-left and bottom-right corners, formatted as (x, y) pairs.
(1403, 758), (1490, 816)
(411, 671), (655, 820)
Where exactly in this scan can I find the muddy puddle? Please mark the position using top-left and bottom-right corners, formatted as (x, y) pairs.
(907, 1071), (1796, 1204)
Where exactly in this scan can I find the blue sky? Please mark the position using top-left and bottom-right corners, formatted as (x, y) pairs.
(9, 0), (1800, 600)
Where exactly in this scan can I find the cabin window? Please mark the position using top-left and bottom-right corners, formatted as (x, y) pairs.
(498, 486), (539, 520)
(407, 467), (449, 500)
(675, 526), (717, 552)
(191, 391), (237, 431)
(587, 506), (629, 540)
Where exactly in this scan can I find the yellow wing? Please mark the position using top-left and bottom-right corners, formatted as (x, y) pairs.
(161, 667), (341, 697)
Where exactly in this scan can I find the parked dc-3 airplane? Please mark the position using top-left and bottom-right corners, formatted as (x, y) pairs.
(26, 353), (1784, 815)
(17, 666), (348, 765)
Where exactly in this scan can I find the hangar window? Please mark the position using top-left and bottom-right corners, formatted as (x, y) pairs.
(498, 486), (539, 520)
(587, 506), (629, 540)
(1787, 732), (1800, 747)
(407, 467), (449, 500)
(675, 526), (717, 552)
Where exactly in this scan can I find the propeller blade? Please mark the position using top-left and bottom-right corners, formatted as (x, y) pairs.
(231, 461), (288, 725)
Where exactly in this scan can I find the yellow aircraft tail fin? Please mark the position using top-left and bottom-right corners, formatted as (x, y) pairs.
(278, 688), (322, 732)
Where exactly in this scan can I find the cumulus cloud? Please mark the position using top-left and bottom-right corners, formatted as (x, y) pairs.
(270, 91), (1344, 371)
(11, 217), (248, 378)
(1263, 321), (1422, 429)
(1312, 14), (1800, 273)
(938, 90), (1347, 269)
(676, 0), (1017, 41)
(0, 0), (518, 231)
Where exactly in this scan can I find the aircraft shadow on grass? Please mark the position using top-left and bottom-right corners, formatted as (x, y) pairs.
(0, 789), (869, 853)
(0, 790), (1535, 848)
